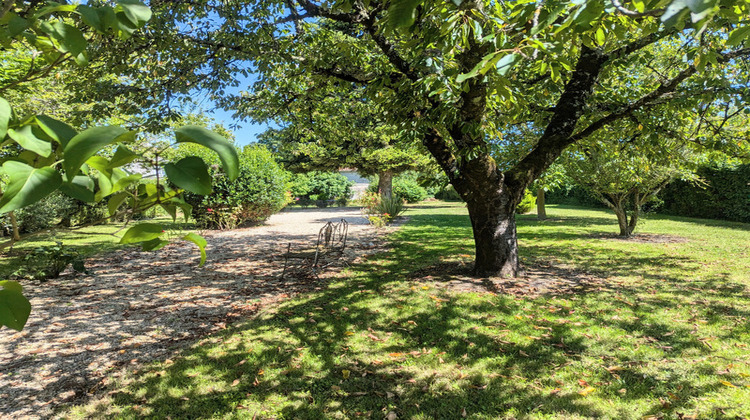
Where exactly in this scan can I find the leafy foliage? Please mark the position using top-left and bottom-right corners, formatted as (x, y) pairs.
(393, 177), (429, 203)
(12, 242), (86, 281)
(184, 146), (289, 230)
(0, 0), (240, 332)
(85, 0), (750, 275)
(290, 171), (353, 207)
(563, 131), (696, 236)
(660, 163), (750, 222)
(516, 190), (536, 214)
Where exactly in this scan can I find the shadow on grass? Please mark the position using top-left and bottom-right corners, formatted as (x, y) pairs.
(69, 208), (750, 419)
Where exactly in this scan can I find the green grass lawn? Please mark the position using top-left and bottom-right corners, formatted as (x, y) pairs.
(64, 203), (750, 419)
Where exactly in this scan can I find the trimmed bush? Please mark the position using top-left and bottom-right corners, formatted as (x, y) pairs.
(290, 171), (353, 207)
(660, 164), (750, 223)
(393, 178), (428, 203)
(185, 146), (290, 229)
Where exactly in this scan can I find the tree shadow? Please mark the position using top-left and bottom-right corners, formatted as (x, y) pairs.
(64, 207), (750, 418)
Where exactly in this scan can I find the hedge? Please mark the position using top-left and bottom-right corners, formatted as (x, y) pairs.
(659, 164), (750, 223)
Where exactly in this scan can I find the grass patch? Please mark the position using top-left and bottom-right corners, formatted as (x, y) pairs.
(64, 203), (750, 419)
(0, 217), (195, 279)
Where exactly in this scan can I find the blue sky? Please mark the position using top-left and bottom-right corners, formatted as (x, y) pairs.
(206, 107), (271, 146)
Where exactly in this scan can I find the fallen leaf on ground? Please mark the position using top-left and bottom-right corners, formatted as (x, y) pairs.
(578, 386), (596, 396)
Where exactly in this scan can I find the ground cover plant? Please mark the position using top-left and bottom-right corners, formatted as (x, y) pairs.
(0, 216), (195, 280)
(64, 202), (750, 419)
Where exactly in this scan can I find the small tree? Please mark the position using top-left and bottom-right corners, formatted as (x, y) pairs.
(564, 132), (695, 237)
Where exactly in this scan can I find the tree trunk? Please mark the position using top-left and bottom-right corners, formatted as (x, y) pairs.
(377, 170), (393, 199)
(465, 188), (521, 278)
(612, 202), (631, 237)
(628, 191), (641, 235)
(9, 211), (21, 241)
(536, 188), (546, 220)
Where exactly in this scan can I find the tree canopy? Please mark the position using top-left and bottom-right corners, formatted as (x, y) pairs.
(41, 0), (750, 276)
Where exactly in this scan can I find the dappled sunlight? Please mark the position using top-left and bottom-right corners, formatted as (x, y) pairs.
(58, 203), (750, 418)
(0, 207), (386, 418)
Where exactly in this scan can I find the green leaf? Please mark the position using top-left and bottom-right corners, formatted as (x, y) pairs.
(0, 97), (10, 139)
(182, 232), (207, 266)
(63, 126), (128, 180)
(77, 5), (118, 33)
(115, 0), (152, 27)
(161, 203), (178, 221)
(112, 173), (142, 193)
(6, 14), (29, 37)
(40, 21), (87, 56)
(86, 155), (112, 175)
(0, 161), (62, 214)
(119, 223), (164, 244)
(728, 26), (750, 47)
(164, 156), (212, 195)
(686, 0), (716, 22)
(77, 5), (106, 32)
(36, 115), (77, 147)
(174, 126), (239, 180)
(107, 191), (130, 217)
(7, 125), (53, 157)
(496, 53), (520, 76)
(107, 146), (138, 168)
(661, 0), (689, 27)
(387, 0), (423, 29)
(595, 28), (606, 46)
(96, 173), (113, 201)
(167, 196), (193, 222)
(141, 238), (169, 251)
(59, 175), (95, 202)
(0, 281), (31, 331)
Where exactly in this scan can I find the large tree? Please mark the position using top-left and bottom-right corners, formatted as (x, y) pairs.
(78, 0), (750, 277)
(255, 88), (431, 198)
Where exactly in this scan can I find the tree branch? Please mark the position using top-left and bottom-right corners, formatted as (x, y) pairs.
(296, 0), (362, 23)
(506, 46), (607, 190)
(571, 47), (750, 143)
(422, 128), (461, 185)
(609, 0), (665, 18)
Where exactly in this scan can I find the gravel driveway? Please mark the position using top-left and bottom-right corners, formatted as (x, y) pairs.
(0, 207), (386, 419)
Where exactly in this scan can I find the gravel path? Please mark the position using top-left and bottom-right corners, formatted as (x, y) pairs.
(0, 207), (388, 419)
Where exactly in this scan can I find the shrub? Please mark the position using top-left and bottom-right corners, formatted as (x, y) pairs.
(375, 195), (405, 220)
(393, 178), (428, 203)
(660, 164), (750, 223)
(290, 171), (353, 207)
(12, 242), (86, 281)
(516, 189), (536, 214)
(184, 146), (290, 229)
(8, 193), (76, 233)
(361, 192), (405, 226)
